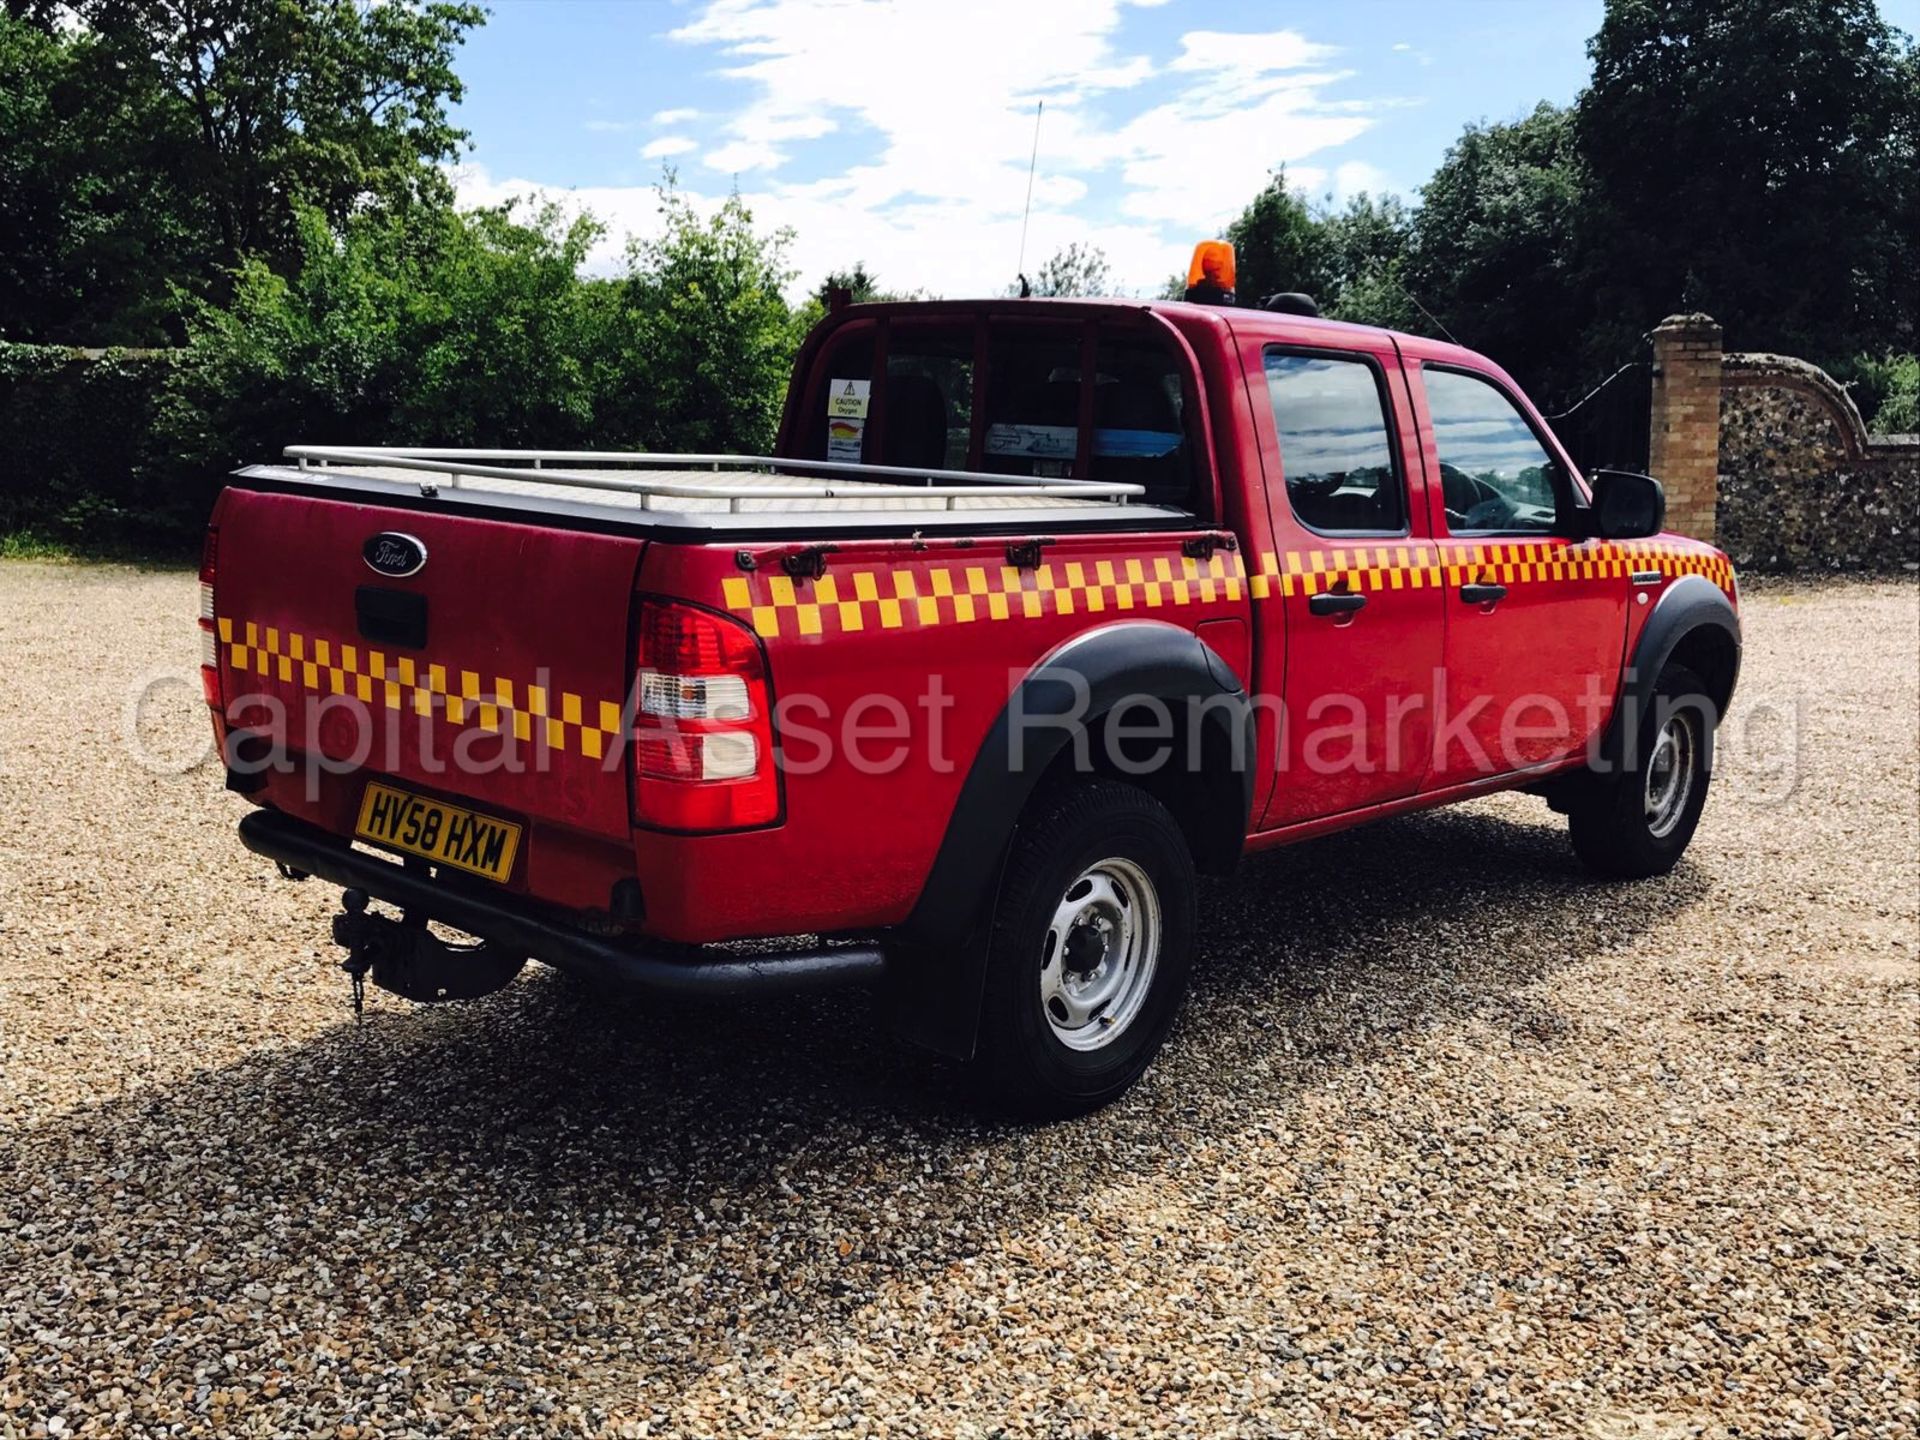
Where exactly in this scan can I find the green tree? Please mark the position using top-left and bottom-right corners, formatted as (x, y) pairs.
(1019, 241), (1112, 298)
(603, 184), (805, 453)
(1578, 0), (1920, 361)
(0, 2), (484, 341)
(1224, 168), (1339, 307)
(158, 178), (808, 491)
(156, 200), (613, 489)
(1403, 103), (1598, 403)
(1831, 352), (1920, 434)
(1319, 192), (1420, 331)
(0, 14), (201, 341)
(816, 262), (884, 307)
(80, 0), (484, 275)
(1211, 172), (1419, 329)
(1870, 355), (1920, 434)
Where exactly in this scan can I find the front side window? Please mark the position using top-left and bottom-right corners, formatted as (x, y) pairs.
(1424, 367), (1563, 534)
(1265, 351), (1405, 534)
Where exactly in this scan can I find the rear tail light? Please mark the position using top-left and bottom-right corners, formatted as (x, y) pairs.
(630, 599), (779, 830)
(198, 526), (223, 709)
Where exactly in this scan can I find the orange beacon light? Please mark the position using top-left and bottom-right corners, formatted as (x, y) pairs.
(1184, 240), (1236, 305)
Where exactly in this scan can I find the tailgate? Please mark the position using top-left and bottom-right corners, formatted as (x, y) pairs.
(213, 487), (644, 842)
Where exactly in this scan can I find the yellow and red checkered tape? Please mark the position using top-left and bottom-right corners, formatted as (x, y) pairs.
(1248, 537), (1735, 599)
(216, 618), (624, 759)
(719, 537), (1734, 638)
(719, 550), (1247, 640)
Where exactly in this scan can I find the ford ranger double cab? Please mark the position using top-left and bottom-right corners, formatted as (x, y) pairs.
(203, 263), (1740, 1114)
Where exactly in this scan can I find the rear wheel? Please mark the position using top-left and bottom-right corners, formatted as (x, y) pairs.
(975, 780), (1195, 1117)
(1569, 662), (1715, 878)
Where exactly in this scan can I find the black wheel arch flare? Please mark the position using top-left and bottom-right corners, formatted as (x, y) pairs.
(1601, 574), (1742, 772)
(888, 621), (1254, 1059)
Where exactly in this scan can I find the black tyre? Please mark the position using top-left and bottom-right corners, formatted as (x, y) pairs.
(1569, 662), (1715, 879)
(975, 779), (1196, 1118)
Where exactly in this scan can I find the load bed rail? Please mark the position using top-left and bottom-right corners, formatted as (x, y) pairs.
(282, 446), (1154, 515)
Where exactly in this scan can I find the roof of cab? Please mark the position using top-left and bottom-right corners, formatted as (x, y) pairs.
(826, 294), (1492, 372)
(1143, 296), (1490, 370)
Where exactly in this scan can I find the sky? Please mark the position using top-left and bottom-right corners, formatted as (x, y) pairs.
(449, 0), (1920, 301)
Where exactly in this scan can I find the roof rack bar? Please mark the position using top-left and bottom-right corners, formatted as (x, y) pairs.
(283, 445), (1137, 495)
(279, 446), (1146, 505)
(274, 447), (1147, 506)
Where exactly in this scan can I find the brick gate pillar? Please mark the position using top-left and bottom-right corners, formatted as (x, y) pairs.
(1648, 313), (1724, 542)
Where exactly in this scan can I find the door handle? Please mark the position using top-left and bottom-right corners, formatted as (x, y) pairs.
(1308, 591), (1367, 617)
(1459, 582), (1507, 605)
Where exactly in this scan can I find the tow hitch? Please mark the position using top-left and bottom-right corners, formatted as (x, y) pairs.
(330, 888), (527, 1018)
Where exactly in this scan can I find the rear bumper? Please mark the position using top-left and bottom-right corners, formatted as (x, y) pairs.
(237, 808), (888, 998)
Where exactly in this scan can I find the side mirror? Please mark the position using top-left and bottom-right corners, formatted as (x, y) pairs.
(1587, 469), (1666, 540)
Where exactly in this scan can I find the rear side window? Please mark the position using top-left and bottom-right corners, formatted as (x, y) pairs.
(1423, 367), (1562, 534)
(1265, 351), (1405, 534)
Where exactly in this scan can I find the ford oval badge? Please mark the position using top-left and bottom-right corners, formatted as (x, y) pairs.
(363, 532), (427, 578)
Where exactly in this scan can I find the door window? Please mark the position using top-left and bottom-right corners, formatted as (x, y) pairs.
(1424, 367), (1563, 534)
(1264, 351), (1406, 535)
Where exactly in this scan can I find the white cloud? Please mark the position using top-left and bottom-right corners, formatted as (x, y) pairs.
(642, 136), (698, 160)
(704, 139), (783, 173)
(1167, 29), (1337, 101)
(466, 1), (1385, 297)
(1330, 160), (1394, 201)
(652, 107), (701, 125)
(455, 160), (1188, 303)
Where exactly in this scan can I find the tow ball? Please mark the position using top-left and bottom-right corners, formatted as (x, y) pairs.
(330, 888), (528, 1018)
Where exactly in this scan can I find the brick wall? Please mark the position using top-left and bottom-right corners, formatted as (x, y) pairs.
(1647, 314), (1724, 543)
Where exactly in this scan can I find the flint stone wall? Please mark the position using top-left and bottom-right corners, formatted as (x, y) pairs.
(1716, 352), (1918, 574)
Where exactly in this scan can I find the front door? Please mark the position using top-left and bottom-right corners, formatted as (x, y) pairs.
(1406, 360), (1630, 790)
(1244, 336), (1446, 828)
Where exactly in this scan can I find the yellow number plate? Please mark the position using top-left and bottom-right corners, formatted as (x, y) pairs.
(354, 781), (522, 883)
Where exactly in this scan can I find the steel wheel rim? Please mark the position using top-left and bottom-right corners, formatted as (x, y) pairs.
(1040, 857), (1162, 1052)
(1644, 711), (1696, 839)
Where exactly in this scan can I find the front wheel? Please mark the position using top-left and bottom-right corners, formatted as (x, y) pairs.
(975, 780), (1195, 1118)
(1569, 662), (1716, 878)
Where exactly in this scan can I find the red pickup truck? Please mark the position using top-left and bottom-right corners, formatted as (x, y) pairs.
(204, 288), (1740, 1114)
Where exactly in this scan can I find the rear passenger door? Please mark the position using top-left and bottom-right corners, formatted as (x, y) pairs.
(1408, 362), (1629, 787)
(1247, 338), (1446, 828)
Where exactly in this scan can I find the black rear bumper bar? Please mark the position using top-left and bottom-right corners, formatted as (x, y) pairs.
(237, 808), (888, 998)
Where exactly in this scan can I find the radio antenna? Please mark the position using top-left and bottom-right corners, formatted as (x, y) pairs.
(1016, 100), (1044, 292)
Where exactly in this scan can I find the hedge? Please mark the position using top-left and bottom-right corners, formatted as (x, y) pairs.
(0, 343), (214, 554)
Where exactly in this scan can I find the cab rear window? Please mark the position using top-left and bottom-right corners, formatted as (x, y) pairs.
(797, 315), (1200, 512)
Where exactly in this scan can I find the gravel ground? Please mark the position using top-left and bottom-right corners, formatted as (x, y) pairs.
(0, 560), (1914, 1439)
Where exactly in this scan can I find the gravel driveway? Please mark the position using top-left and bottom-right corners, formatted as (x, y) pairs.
(1, 561), (1914, 1438)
